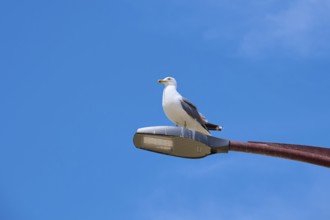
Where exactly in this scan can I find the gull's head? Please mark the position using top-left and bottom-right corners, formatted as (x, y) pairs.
(158, 77), (177, 87)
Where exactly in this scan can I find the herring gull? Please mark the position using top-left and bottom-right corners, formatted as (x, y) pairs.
(158, 76), (222, 135)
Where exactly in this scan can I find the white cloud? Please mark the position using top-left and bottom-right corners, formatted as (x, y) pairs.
(134, 157), (330, 220)
(239, 0), (330, 58)
(137, 191), (314, 220)
(137, 0), (330, 58)
(137, 183), (330, 220)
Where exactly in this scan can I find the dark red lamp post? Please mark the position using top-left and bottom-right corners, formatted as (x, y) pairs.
(133, 126), (330, 168)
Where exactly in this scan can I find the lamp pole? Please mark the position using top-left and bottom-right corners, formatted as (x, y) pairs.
(133, 126), (330, 168)
(228, 141), (330, 168)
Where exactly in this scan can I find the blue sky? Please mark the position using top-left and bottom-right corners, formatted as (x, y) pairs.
(1, 0), (330, 219)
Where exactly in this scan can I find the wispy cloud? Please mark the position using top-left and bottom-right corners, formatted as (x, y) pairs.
(239, 0), (330, 58)
(134, 158), (330, 220)
(136, 190), (318, 220)
(136, 0), (330, 58)
(156, 0), (330, 58)
(136, 177), (330, 220)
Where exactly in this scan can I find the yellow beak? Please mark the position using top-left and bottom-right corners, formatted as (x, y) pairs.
(158, 79), (166, 83)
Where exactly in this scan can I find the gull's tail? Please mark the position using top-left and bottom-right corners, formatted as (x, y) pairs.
(205, 122), (223, 131)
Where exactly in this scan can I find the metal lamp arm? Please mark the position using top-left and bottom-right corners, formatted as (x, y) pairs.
(229, 141), (330, 168)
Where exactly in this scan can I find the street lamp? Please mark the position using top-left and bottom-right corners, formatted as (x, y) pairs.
(133, 126), (330, 168)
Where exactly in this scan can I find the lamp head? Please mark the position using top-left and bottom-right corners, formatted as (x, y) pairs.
(133, 126), (229, 158)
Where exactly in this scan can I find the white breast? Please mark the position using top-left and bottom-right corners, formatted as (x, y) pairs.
(162, 85), (185, 126)
(161, 85), (210, 135)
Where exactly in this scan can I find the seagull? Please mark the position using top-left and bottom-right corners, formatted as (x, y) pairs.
(158, 76), (222, 136)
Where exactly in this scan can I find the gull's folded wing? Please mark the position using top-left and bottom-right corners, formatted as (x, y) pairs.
(180, 98), (208, 130)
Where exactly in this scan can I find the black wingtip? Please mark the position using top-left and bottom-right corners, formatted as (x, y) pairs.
(216, 126), (223, 131)
(205, 123), (223, 131)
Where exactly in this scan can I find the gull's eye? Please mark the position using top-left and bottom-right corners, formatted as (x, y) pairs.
(167, 77), (171, 80)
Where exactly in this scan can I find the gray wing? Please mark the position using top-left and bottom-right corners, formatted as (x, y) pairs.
(180, 98), (208, 130)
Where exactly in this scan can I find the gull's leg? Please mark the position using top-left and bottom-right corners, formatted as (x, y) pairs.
(184, 121), (187, 128)
(175, 122), (178, 127)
